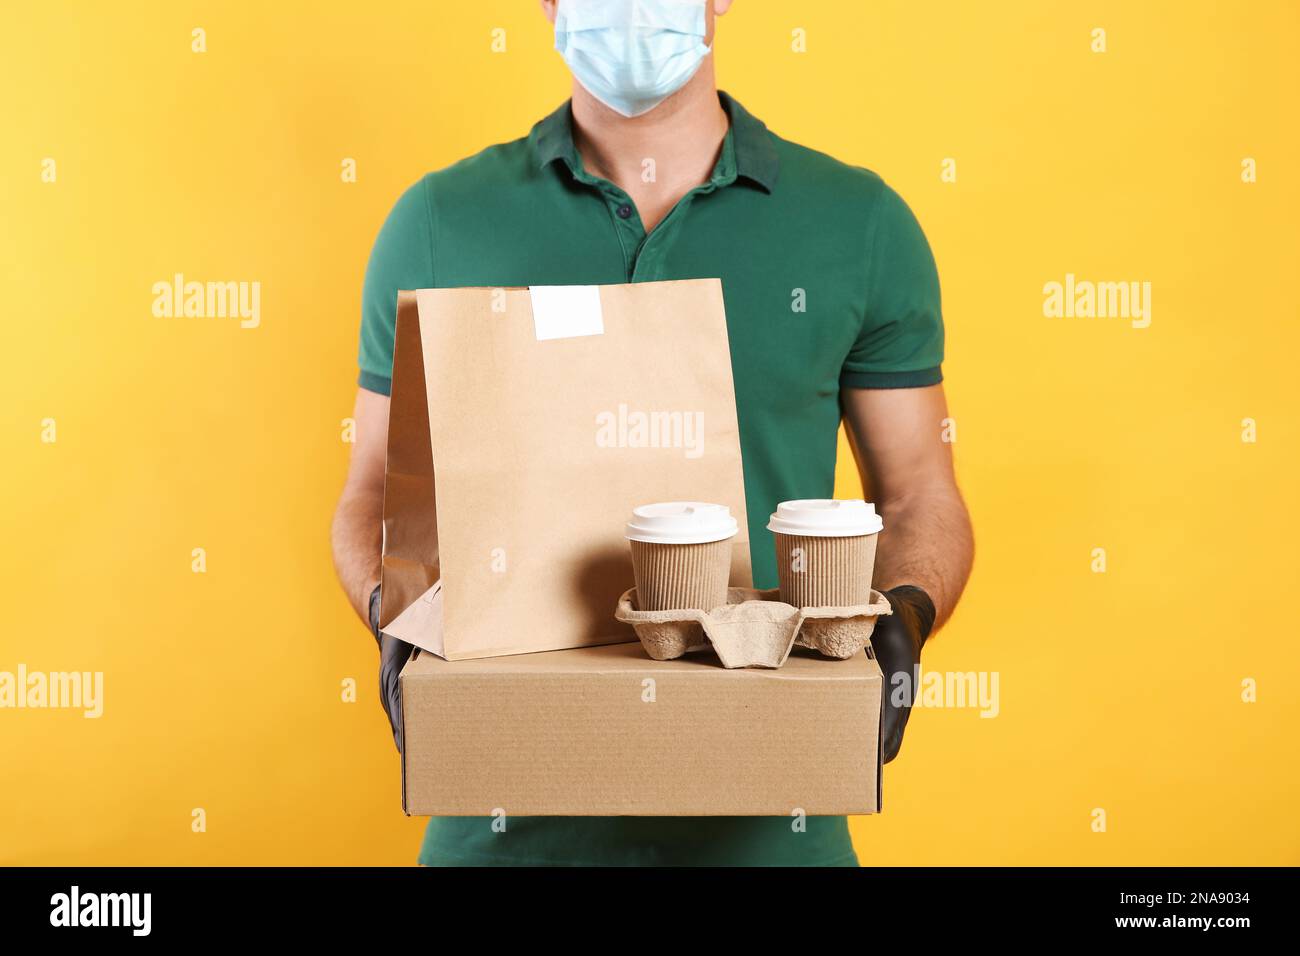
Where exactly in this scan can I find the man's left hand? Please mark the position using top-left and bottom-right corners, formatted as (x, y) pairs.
(871, 585), (937, 763)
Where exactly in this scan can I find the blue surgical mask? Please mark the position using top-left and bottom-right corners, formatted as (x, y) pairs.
(554, 0), (712, 118)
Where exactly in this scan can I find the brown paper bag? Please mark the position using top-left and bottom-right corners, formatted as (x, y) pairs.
(379, 279), (752, 660)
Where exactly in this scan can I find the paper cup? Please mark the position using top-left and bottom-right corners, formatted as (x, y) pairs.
(626, 502), (737, 612)
(767, 499), (883, 607)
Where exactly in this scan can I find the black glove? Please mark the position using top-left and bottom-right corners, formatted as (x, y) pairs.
(872, 585), (937, 764)
(371, 584), (412, 753)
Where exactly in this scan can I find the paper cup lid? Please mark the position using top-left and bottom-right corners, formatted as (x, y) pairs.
(766, 499), (883, 537)
(625, 501), (739, 544)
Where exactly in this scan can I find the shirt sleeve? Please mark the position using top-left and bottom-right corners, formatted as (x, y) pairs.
(357, 176), (435, 396)
(840, 182), (944, 389)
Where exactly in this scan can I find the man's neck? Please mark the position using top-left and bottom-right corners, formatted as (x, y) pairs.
(569, 64), (729, 233)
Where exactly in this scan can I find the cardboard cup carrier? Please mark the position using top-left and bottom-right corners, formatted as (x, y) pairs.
(617, 498), (891, 668)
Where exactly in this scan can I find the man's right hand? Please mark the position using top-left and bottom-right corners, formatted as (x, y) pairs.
(371, 584), (412, 752)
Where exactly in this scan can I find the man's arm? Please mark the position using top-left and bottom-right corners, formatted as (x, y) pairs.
(841, 383), (973, 630)
(332, 386), (412, 751)
(331, 388), (390, 626)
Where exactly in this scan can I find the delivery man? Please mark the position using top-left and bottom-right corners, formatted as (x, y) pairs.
(331, 0), (974, 866)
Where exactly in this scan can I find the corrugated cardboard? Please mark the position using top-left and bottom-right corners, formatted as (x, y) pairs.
(613, 586), (894, 667)
(379, 279), (752, 661)
(401, 642), (883, 817)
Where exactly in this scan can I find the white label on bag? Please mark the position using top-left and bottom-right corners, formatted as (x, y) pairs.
(528, 285), (605, 341)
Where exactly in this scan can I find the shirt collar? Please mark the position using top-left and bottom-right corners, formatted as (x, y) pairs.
(720, 92), (779, 192)
(530, 91), (779, 193)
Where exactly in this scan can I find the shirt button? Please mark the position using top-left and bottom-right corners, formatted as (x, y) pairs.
(616, 203), (633, 219)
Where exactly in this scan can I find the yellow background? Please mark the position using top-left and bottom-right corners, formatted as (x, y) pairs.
(2, 0), (1296, 865)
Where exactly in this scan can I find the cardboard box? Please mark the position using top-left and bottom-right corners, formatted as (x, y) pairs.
(401, 642), (883, 816)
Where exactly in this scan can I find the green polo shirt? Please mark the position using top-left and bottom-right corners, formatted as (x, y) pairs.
(359, 92), (943, 867)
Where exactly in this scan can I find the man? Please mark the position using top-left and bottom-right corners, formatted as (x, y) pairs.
(332, 0), (973, 866)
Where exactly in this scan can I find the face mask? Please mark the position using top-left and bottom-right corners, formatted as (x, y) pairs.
(554, 0), (712, 118)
